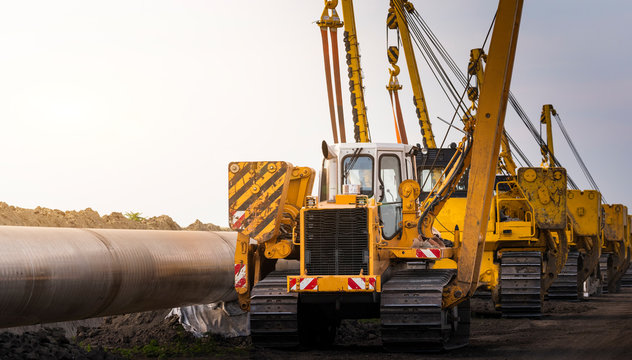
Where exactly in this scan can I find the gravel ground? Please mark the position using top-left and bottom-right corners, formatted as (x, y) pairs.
(63, 288), (632, 360)
(3, 288), (630, 359)
(0, 328), (121, 360)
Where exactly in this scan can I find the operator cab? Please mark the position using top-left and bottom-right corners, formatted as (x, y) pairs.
(318, 141), (416, 238)
(415, 145), (512, 197)
(415, 145), (468, 200)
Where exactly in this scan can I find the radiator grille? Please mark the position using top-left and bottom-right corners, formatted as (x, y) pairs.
(304, 208), (369, 275)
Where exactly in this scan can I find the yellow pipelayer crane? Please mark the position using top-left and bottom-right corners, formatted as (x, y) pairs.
(536, 105), (631, 299)
(435, 96), (627, 314)
(434, 163), (569, 316)
(554, 189), (604, 299)
(429, 53), (569, 316)
(228, 0), (523, 350)
(540, 105), (604, 300)
(622, 216), (632, 287)
(600, 204), (631, 293)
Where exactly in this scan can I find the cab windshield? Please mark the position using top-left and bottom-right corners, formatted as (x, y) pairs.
(342, 155), (373, 197)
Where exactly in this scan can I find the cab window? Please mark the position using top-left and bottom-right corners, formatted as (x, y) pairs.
(341, 155), (373, 196)
(379, 155), (401, 202)
(379, 155), (402, 239)
(418, 168), (444, 193)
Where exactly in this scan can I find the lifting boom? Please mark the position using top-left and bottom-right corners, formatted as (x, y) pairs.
(445, 0), (523, 305)
(390, 0), (436, 148)
(340, 0), (370, 142)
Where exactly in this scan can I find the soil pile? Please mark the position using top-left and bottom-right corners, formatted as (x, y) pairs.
(0, 202), (228, 230)
(76, 311), (249, 359)
(76, 311), (179, 350)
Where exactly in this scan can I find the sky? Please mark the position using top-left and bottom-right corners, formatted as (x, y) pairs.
(0, 1), (630, 227)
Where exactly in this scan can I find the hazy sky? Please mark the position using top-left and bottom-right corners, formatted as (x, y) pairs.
(0, 1), (630, 227)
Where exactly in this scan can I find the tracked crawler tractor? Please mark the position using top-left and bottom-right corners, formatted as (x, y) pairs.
(548, 190), (604, 300)
(621, 215), (632, 287)
(431, 164), (569, 317)
(428, 101), (615, 316)
(600, 204), (630, 293)
(228, 0), (524, 350)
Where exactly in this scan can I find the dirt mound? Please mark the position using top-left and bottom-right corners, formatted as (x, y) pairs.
(76, 311), (249, 358)
(76, 311), (184, 349)
(0, 202), (225, 230)
(186, 219), (225, 231)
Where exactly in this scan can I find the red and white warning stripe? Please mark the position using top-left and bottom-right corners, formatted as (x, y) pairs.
(415, 248), (441, 259)
(289, 277), (297, 291)
(347, 277), (376, 290)
(234, 263), (247, 289)
(299, 277), (318, 290)
(231, 210), (246, 229)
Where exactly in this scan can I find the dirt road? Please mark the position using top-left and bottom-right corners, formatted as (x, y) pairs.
(222, 288), (632, 360)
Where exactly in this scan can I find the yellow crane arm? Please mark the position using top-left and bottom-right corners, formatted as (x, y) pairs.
(540, 103), (557, 166)
(500, 130), (517, 176)
(340, 0), (370, 143)
(469, 48), (517, 176)
(391, 0), (436, 148)
(444, 0), (524, 307)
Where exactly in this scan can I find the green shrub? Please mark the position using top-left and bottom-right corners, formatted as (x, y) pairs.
(124, 211), (145, 222)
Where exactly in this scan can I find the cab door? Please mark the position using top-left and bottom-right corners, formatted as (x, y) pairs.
(377, 151), (404, 239)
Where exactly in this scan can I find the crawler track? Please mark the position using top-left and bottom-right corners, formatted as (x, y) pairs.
(380, 269), (470, 352)
(622, 266), (632, 287)
(250, 271), (299, 348)
(599, 254), (610, 294)
(499, 251), (542, 317)
(548, 251), (581, 300)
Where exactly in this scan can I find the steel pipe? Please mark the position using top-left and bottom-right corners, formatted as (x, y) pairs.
(0, 226), (237, 328)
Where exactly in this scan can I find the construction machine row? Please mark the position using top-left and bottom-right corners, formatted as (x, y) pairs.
(0, 0), (629, 355)
(229, 0), (632, 352)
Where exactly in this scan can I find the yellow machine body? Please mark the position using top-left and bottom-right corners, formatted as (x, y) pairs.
(435, 168), (569, 308)
(567, 190), (602, 239)
(288, 195), (387, 293)
(601, 204), (629, 291)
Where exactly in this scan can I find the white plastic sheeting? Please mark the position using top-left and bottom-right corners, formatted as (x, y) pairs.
(169, 260), (299, 338)
(168, 301), (248, 338)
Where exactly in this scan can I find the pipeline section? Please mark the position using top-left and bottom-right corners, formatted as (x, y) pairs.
(0, 226), (237, 328)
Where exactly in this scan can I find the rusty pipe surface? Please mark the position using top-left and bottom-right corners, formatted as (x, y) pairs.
(0, 226), (237, 328)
